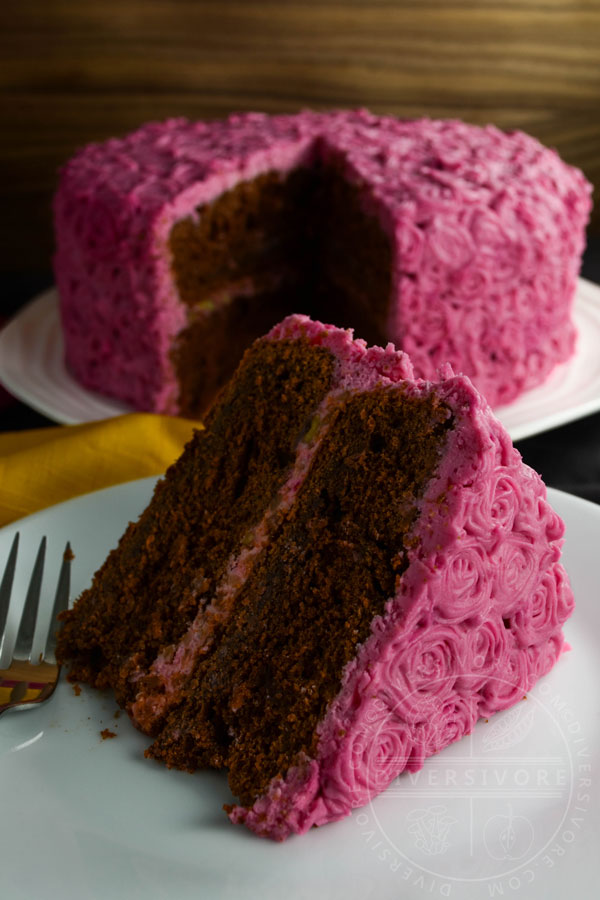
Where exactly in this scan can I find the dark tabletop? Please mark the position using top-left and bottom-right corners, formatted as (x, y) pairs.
(2, 240), (600, 504)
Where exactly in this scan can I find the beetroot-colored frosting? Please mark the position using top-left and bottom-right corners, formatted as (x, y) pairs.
(223, 315), (574, 840)
(53, 111), (592, 412)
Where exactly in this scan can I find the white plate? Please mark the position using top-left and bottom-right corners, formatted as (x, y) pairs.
(1, 282), (600, 438)
(0, 478), (598, 899)
(0, 289), (131, 424)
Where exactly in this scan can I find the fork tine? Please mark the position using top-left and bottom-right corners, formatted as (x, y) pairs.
(43, 541), (72, 665)
(0, 532), (20, 645)
(13, 536), (46, 661)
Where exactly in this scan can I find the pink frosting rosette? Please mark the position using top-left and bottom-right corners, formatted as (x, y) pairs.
(379, 622), (467, 722)
(427, 219), (475, 270)
(490, 472), (522, 534)
(510, 568), (562, 648)
(413, 172), (458, 206)
(417, 257), (448, 295)
(555, 564), (575, 622)
(492, 240), (530, 287)
(461, 484), (495, 541)
(401, 302), (450, 373)
(99, 155), (141, 193)
(478, 645), (531, 716)
(454, 617), (511, 693)
(411, 693), (479, 766)
(533, 266), (561, 311)
(396, 220), (424, 273)
(492, 537), (542, 618)
(494, 316), (526, 364)
(510, 475), (545, 528)
(432, 136), (472, 169)
(468, 206), (528, 287)
(462, 468), (522, 543)
(76, 198), (126, 262)
(398, 274), (427, 320)
(429, 540), (493, 624)
(514, 284), (541, 318)
(449, 265), (491, 300)
(323, 695), (414, 806)
(469, 207), (510, 255)
(526, 633), (564, 681)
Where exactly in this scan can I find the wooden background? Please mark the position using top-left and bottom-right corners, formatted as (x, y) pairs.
(2, 0), (600, 283)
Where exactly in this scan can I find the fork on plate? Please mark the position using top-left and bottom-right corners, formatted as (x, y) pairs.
(0, 533), (72, 716)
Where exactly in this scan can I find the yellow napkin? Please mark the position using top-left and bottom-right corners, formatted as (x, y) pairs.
(0, 413), (198, 528)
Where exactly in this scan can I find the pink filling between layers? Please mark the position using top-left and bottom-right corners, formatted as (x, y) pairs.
(128, 315), (415, 728)
(227, 333), (574, 840)
(128, 428), (321, 726)
(151, 138), (321, 410)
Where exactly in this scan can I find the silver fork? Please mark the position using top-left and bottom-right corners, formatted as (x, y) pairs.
(0, 533), (72, 716)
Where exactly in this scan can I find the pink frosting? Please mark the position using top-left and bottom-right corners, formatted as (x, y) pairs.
(224, 315), (574, 841)
(53, 110), (592, 412)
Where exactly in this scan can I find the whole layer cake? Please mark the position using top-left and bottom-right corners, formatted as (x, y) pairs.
(57, 315), (574, 841)
(53, 110), (592, 416)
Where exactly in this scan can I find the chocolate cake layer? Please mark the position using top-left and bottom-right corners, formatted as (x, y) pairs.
(57, 336), (335, 709)
(167, 158), (394, 412)
(314, 163), (392, 343)
(149, 388), (453, 804)
(169, 169), (315, 302)
(171, 283), (305, 417)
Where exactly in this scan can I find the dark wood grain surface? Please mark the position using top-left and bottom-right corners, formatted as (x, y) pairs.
(2, 0), (600, 284)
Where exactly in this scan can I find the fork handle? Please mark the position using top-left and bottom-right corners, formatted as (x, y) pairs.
(0, 678), (58, 715)
(0, 660), (58, 683)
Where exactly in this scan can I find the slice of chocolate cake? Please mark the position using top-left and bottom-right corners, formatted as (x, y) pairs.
(57, 315), (574, 840)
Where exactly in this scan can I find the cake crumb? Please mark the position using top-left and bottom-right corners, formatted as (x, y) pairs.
(100, 728), (117, 740)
